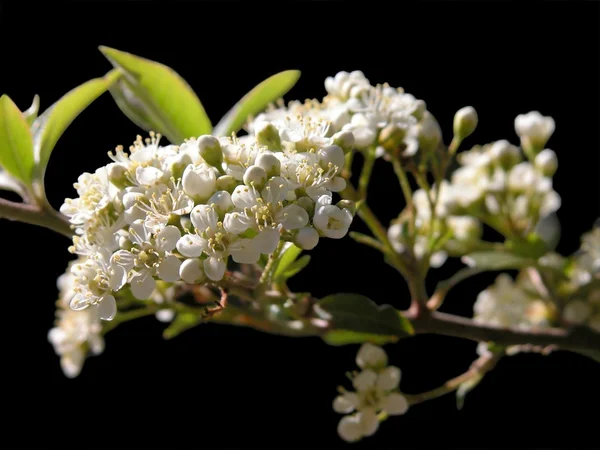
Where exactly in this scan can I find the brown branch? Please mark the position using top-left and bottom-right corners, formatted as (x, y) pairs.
(0, 197), (72, 238)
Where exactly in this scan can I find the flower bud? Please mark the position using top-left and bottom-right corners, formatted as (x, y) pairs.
(534, 149), (558, 177)
(336, 199), (356, 215)
(490, 140), (521, 170)
(197, 135), (223, 168)
(182, 164), (217, 200)
(453, 106), (478, 141)
(216, 175), (238, 193)
(378, 123), (407, 153)
(318, 145), (345, 174)
(562, 299), (591, 325)
(514, 111), (555, 154)
(169, 153), (193, 179)
(356, 343), (388, 369)
(333, 130), (355, 154)
(255, 151), (281, 178)
(179, 258), (206, 284)
(208, 190), (233, 217)
(293, 226), (320, 250)
(255, 120), (282, 150)
(417, 112), (442, 153)
(243, 165), (267, 189)
(107, 163), (129, 189)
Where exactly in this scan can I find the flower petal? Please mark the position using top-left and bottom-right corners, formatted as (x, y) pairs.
(98, 295), (117, 321)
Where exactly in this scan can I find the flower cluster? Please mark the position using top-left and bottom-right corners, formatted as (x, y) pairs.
(251, 70), (438, 158)
(60, 126), (356, 320)
(47, 258), (104, 378)
(388, 180), (483, 268)
(333, 343), (409, 443)
(451, 138), (560, 236)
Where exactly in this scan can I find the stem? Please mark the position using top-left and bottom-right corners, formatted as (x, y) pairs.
(0, 197), (72, 238)
(427, 266), (484, 311)
(349, 231), (386, 253)
(447, 136), (462, 158)
(358, 147), (376, 199)
(410, 310), (600, 352)
(259, 240), (285, 285)
(404, 352), (501, 406)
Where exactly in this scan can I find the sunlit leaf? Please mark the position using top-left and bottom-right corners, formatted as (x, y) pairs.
(0, 95), (34, 185)
(22, 94), (40, 126)
(272, 243), (302, 281)
(213, 70), (301, 136)
(99, 46), (211, 143)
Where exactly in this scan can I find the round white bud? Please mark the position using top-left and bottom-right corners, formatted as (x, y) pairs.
(243, 165), (267, 189)
(293, 226), (319, 250)
(534, 149), (558, 177)
(417, 112), (442, 153)
(208, 190), (233, 216)
(197, 135), (223, 168)
(179, 258), (206, 284)
(182, 163), (217, 200)
(255, 151), (281, 178)
(216, 175), (238, 193)
(453, 106), (478, 141)
(356, 343), (388, 369)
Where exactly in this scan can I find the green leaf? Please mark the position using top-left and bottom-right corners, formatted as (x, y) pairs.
(314, 293), (414, 346)
(280, 255), (311, 280)
(456, 373), (484, 410)
(462, 251), (535, 271)
(0, 95), (34, 185)
(99, 46), (211, 143)
(272, 243), (302, 281)
(162, 311), (202, 339)
(213, 70), (301, 136)
(32, 70), (120, 177)
(22, 95), (40, 126)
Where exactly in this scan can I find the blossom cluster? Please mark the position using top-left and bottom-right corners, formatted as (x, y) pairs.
(59, 121), (356, 320)
(333, 343), (409, 443)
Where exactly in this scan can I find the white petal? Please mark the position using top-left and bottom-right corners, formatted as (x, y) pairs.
(356, 343), (388, 369)
(352, 369), (377, 392)
(130, 272), (156, 299)
(382, 393), (409, 415)
(230, 239), (261, 264)
(190, 204), (219, 231)
(98, 295), (117, 321)
(136, 166), (164, 186)
(157, 226), (181, 252)
(231, 185), (259, 209)
(129, 220), (149, 245)
(203, 256), (226, 281)
(223, 211), (255, 235)
(157, 255), (182, 282)
(179, 258), (206, 284)
(358, 408), (379, 437)
(277, 204), (309, 230)
(261, 177), (288, 204)
(377, 366), (402, 391)
(333, 393), (359, 413)
(176, 234), (205, 258)
(337, 415), (363, 443)
(70, 293), (89, 311)
(110, 250), (135, 272)
(253, 228), (280, 254)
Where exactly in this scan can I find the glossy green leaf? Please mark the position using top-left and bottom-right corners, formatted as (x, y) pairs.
(162, 311), (202, 339)
(314, 293), (414, 346)
(461, 251), (534, 271)
(456, 373), (484, 410)
(272, 243), (302, 281)
(213, 70), (301, 136)
(280, 255), (311, 280)
(0, 95), (34, 184)
(22, 95), (40, 126)
(99, 46), (211, 143)
(32, 71), (120, 177)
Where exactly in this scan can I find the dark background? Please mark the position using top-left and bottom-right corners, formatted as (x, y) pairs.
(1, 1), (599, 448)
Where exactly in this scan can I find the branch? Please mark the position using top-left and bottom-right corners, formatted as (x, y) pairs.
(0, 197), (72, 238)
(410, 310), (600, 353)
(404, 351), (501, 406)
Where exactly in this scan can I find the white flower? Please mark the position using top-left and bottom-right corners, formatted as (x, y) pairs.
(334, 344), (409, 443)
(514, 111), (555, 149)
(325, 70), (371, 101)
(136, 180), (194, 232)
(313, 196), (353, 239)
(111, 221), (181, 299)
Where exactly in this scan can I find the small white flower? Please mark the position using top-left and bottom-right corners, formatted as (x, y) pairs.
(356, 342), (388, 369)
(515, 111), (555, 149)
(313, 200), (353, 239)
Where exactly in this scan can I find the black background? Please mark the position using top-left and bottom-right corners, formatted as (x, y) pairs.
(1, 1), (599, 448)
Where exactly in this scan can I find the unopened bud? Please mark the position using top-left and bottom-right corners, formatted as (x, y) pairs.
(293, 226), (319, 250)
(197, 135), (223, 168)
(514, 111), (555, 155)
(534, 149), (558, 177)
(378, 123), (407, 153)
(333, 130), (355, 154)
(107, 163), (129, 189)
(182, 164), (217, 200)
(169, 153), (193, 179)
(208, 190), (233, 217)
(255, 151), (281, 178)
(490, 140), (521, 170)
(243, 165), (267, 189)
(453, 106), (478, 141)
(216, 175), (238, 193)
(179, 258), (206, 284)
(417, 112), (442, 153)
(255, 120), (282, 150)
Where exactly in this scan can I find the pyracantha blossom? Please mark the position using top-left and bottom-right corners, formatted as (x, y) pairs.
(333, 343), (409, 443)
(514, 111), (555, 151)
